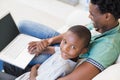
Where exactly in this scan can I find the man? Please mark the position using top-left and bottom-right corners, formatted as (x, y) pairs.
(3, 0), (120, 80)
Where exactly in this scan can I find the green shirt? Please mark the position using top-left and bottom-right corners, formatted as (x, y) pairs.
(80, 23), (120, 71)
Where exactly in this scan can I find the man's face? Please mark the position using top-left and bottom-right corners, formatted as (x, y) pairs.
(89, 3), (107, 33)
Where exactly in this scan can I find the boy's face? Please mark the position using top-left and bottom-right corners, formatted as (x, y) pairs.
(60, 31), (86, 60)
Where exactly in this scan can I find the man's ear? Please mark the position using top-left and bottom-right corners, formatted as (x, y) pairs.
(81, 48), (88, 54)
(105, 13), (113, 21)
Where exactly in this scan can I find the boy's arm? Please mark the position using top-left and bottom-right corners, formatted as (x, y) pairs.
(28, 33), (64, 55)
(29, 64), (40, 80)
(48, 33), (64, 45)
(42, 46), (55, 54)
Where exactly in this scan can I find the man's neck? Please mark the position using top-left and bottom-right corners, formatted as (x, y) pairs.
(97, 21), (119, 33)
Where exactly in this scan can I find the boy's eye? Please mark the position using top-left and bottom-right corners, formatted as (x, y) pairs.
(71, 46), (76, 49)
(63, 39), (67, 44)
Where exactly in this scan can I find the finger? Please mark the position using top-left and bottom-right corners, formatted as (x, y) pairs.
(28, 41), (36, 45)
(28, 44), (36, 52)
(28, 42), (36, 48)
(28, 42), (37, 51)
(29, 46), (37, 54)
(39, 40), (48, 50)
(38, 41), (45, 50)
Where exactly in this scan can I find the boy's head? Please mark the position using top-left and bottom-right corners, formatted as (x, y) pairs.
(60, 25), (91, 60)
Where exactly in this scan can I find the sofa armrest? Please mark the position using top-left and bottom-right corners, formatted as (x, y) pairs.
(92, 63), (120, 80)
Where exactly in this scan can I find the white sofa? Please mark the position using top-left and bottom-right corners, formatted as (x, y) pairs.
(57, 9), (91, 33)
(61, 9), (120, 80)
(0, 9), (119, 80)
(92, 55), (120, 80)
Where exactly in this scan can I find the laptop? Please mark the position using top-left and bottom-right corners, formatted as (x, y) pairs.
(0, 13), (40, 69)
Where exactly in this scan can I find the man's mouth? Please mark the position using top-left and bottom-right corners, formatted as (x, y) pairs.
(95, 28), (99, 31)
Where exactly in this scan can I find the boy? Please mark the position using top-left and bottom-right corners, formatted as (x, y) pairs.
(15, 25), (91, 80)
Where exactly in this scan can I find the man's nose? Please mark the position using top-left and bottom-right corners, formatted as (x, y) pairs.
(88, 14), (93, 20)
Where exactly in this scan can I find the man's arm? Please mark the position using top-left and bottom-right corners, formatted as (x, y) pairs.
(58, 62), (100, 80)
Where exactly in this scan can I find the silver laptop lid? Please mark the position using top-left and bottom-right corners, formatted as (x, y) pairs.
(0, 13), (19, 51)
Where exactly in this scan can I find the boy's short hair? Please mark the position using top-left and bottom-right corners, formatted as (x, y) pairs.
(68, 25), (91, 48)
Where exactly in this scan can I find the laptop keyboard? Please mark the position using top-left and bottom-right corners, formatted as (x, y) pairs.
(3, 35), (30, 59)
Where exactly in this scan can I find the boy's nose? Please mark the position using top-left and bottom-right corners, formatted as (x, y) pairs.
(63, 45), (70, 52)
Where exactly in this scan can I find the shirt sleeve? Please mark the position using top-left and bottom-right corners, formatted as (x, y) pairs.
(86, 37), (120, 71)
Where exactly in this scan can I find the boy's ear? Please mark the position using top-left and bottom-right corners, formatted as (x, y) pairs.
(81, 48), (88, 54)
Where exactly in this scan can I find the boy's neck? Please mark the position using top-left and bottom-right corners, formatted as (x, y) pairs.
(70, 57), (79, 62)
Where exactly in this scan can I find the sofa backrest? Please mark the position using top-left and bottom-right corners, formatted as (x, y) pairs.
(58, 10), (91, 33)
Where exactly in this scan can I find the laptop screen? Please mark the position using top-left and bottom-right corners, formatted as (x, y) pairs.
(0, 13), (19, 51)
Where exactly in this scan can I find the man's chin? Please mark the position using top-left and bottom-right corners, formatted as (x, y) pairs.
(94, 24), (99, 31)
(95, 28), (99, 31)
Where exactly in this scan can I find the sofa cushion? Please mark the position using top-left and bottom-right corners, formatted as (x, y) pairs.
(115, 55), (120, 63)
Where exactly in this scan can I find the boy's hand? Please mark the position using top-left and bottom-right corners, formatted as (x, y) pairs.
(29, 77), (36, 80)
(28, 39), (49, 55)
(42, 46), (55, 54)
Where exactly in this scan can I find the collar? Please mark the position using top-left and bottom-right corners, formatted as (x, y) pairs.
(92, 23), (120, 40)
